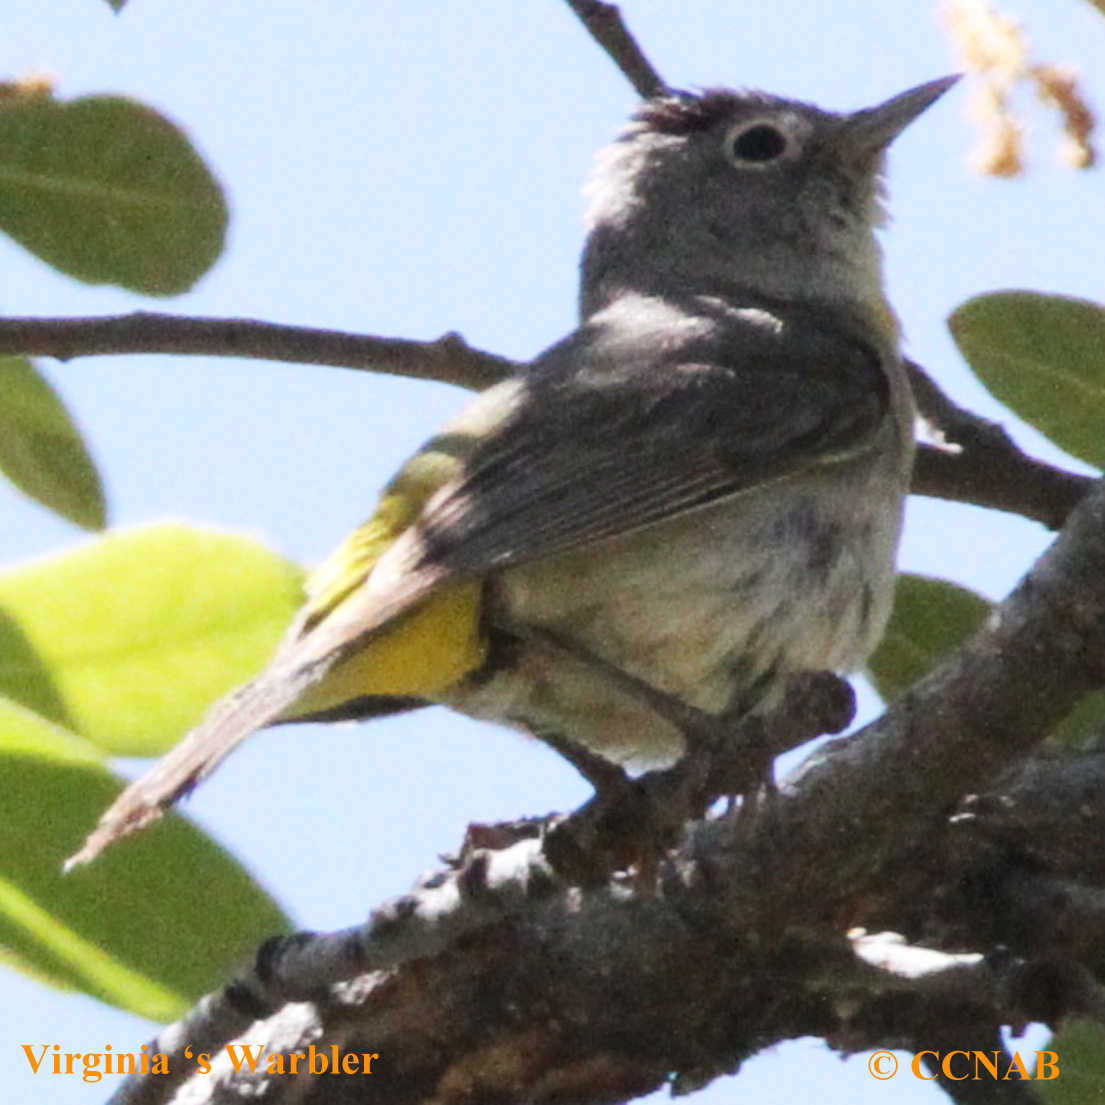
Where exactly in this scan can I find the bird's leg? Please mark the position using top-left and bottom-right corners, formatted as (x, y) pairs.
(501, 620), (795, 823)
(711, 681), (779, 822)
(528, 724), (630, 796)
(498, 624), (857, 882)
(506, 622), (857, 802)
(499, 623), (719, 883)
(511, 625), (793, 825)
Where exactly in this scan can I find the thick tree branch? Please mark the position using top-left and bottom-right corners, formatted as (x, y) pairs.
(564, 0), (667, 99)
(107, 847), (561, 1105)
(107, 837), (1036, 1105)
(915, 1023), (1042, 1105)
(960, 750), (1105, 884)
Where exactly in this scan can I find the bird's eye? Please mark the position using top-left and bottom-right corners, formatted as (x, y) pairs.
(726, 123), (789, 165)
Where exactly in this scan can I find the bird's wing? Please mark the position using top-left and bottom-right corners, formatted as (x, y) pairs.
(308, 302), (896, 662)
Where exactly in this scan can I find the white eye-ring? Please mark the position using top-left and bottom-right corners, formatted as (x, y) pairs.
(724, 117), (800, 168)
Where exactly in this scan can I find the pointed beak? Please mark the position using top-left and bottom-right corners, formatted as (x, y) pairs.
(845, 75), (960, 154)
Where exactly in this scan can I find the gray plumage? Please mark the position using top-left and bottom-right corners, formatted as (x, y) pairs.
(69, 77), (955, 866)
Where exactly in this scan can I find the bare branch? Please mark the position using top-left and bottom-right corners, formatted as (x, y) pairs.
(107, 845), (559, 1105)
(908, 360), (1093, 530)
(0, 313), (516, 392)
(0, 313), (1091, 533)
(108, 835), (1033, 1105)
(962, 750), (1105, 883)
(913, 443), (1091, 530)
(564, 0), (668, 99)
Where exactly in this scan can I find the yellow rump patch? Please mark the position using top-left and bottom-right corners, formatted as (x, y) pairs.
(290, 580), (486, 714)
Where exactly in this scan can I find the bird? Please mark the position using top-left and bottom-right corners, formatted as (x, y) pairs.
(68, 75), (957, 868)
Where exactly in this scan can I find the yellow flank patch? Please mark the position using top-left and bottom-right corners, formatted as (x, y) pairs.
(293, 383), (527, 712)
(303, 443), (474, 623)
(291, 579), (486, 714)
(303, 498), (406, 623)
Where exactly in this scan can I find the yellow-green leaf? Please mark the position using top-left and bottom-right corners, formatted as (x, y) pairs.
(0, 93), (227, 295)
(0, 698), (290, 1018)
(950, 291), (1105, 469)
(0, 522), (304, 754)
(0, 356), (105, 530)
(868, 574), (991, 701)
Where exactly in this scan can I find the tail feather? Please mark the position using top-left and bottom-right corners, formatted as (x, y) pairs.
(65, 655), (326, 870)
(66, 546), (451, 870)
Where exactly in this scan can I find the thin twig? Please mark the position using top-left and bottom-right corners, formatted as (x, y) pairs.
(0, 313), (516, 392)
(564, 0), (668, 99)
(908, 359), (1093, 530)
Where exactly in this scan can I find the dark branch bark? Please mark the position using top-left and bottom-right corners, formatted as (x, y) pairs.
(563, 0), (668, 99)
(961, 750), (1105, 884)
(915, 1024), (1042, 1105)
(106, 838), (1040, 1105)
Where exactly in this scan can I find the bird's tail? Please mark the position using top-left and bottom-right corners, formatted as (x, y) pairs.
(64, 653), (327, 870)
(66, 566), (468, 869)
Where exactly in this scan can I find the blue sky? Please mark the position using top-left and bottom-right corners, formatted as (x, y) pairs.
(3, 2), (1104, 1102)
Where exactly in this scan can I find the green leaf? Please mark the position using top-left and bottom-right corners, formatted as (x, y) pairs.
(0, 522), (305, 755)
(868, 574), (991, 701)
(1038, 1021), (1104, 1103)
(0, 92), (227, 295)
(0, 697), (290, 1018)
(950, 291), (1105, 469)
(0, 356), (105, 530)
(1049, 686), (1105, 747)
